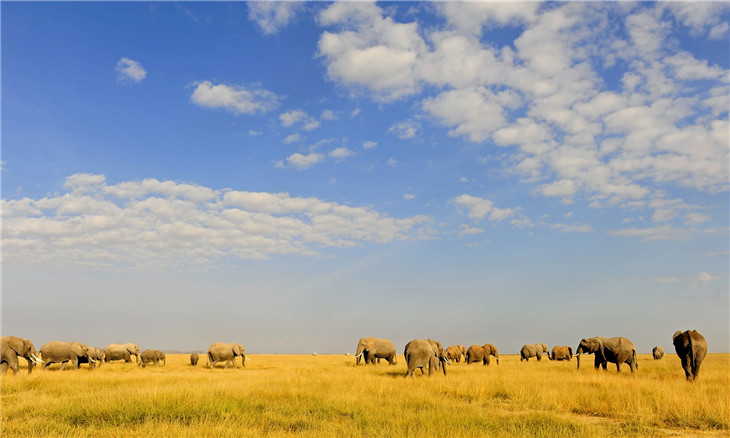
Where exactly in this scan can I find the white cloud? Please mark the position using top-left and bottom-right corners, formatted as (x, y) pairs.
(190, 81), (279, 115)
(437, 2), (538, 35)
(350, 108), (361, 118)
(280, 109), (320, 131)
(451, 194), (516, 222)
(609, 225), (691, 242)
(548, 223), (595, 233)
(285, 152), (324, 170)
(403, 194), (415, 200)
(458, 224), (484, 236)
(116, 58), (147, 83)
(247, 1), (302, 35)
(329, 147), (353, 160)
(389, 120), (420, 140)
(282, 133), (301, 144)
(320, 110), (338, 121)
(2, 174), (432, 268)
(317, 2), (427, 101)
(423, 87), (507, 143)
(248, 130), (263, 136)
(314, 2), (729, 225)
(386, 158), (398, 168)
(362, 141), (378, 150)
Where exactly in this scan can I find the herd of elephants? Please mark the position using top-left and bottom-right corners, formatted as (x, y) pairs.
(0, 330), (708, 381)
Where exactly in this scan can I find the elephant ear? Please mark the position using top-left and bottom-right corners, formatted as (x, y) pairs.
(672, 330), (683, 341)
(8, 338), (25, 356)
(71, 343), (84, 357)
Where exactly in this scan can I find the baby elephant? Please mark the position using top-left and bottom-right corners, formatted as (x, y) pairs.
(190, 353), (199, 366)
(139, 349), (166, 368)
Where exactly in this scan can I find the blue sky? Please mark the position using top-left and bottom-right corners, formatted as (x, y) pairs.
(2, 2), (728, 354)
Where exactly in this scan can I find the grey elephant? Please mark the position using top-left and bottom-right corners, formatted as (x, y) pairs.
(465, 344), (491, 365)
(652, 346), (664, 360)
(672, 330), (707, 380)
(190, 353), (199, 366)
(355, 337), (397, 365)
(78, 346), (105, 369)
(39, 341), (96, 370)
(139, 349), (166, 367)
(576, 337), (637, 373)
(550, 346), (573, 361)
(404, 339), (449, 377)
(207, 342), (247, 368)
(104, 343), (140, 363)
(446, 345), (463, 363)
(483, 343), (500, 365)
(520, 343), (548, 361)
(1, 336), (43, 375)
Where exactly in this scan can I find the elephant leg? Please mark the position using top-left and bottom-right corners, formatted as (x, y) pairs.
(60, 361), (68, 371)
(681, 355), (693, 380)
(692, 360), (701, 380)
(615, 362), (621, 373)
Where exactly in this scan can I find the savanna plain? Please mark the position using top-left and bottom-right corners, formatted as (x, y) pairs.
(1, 353), (728, 437)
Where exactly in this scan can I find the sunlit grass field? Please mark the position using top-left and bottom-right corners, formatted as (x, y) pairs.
(2, 353), (728, 437)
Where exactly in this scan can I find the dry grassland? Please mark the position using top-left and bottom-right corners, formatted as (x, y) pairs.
(2, 353), (728, 437)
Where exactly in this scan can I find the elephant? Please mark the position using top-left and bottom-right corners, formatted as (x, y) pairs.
(78, 347), (105, 369)
(520, 343), (548, 361)
(550, 346), (573, 361)
(483, 343), (500, 365)
(0, 336), (43, 375)
(672, 330), (707, 381)
(207, 342), (247, 368)
(652, 346), (664, 360)
(139, 349), (166, 367)
(458, 345), (467, 358)
(465, 345), (491, 365)
(104, 343), (140, 363)
(190, 353), (199, 366)
(446, 345), (463, 362)
(576, 337), (637, 373)
(39, 341), (96, 370)
(404, 339), (449, 377)
(355, 337), (397, 365)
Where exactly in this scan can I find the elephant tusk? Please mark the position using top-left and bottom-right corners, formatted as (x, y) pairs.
(31, 354), (44, 364)
(243, 355), (250, 360)
(355, 352), (363, 358)
(89, 357), (97, 363)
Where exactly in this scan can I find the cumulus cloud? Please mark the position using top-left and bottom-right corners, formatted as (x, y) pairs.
(190, 81), (280, 115)
(2, 174), (432, 268)
(247, 1), (303, 35)
(451, 194), (516, 222)
(280, 109), (321, 131)
(282, 133), (301, 144)
(282, 152), (324, 170)
(329, 148), (353, 160)
(317, 2), (427, 101)
(389, 120), (420, 140)
(116, 58), (147, 83)
(362, 141), (378, 150)
(609, 225), (691, 242)
(316, 2), (729, 225)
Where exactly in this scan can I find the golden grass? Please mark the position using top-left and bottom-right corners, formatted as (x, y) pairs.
(2, 353), (728, 437)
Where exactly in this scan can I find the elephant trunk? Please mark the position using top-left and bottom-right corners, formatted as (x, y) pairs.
(576, 353), (580, 369)
(440, 358), (448, 376)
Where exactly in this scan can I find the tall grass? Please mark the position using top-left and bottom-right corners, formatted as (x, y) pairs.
(2, 354), (727, 437)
